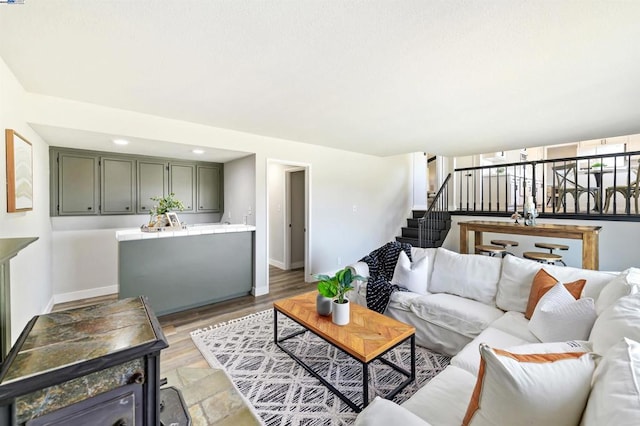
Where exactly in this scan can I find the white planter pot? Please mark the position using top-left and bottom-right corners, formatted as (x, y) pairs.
(332, 299), (350, 326)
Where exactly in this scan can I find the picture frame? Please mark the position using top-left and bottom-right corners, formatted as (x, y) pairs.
(165, 212), (181, 228)
(5, 129), (33, 212)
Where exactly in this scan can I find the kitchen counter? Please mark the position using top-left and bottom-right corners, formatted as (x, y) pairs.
(115, 223), (256, 241)
(117, 223), (255, 315)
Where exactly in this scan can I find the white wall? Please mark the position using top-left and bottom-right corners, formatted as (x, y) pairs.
(443, 215), (639, 271)
(267, 162), (286, 268)
(24, 92), (414, 298)
(0, 57), (53, 341)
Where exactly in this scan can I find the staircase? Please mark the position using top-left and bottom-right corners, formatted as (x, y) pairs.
(396, 210), (451, 248)
(395, 173), (452, 248)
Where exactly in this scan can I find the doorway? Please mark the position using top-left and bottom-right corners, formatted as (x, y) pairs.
(286, 169), (305, 269)
(267, 161), (310, 281)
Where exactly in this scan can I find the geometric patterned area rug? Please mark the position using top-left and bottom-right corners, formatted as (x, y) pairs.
(191, 309), (450, 425)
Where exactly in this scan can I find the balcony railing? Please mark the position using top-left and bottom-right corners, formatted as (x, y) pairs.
(454, 150), (640, 219)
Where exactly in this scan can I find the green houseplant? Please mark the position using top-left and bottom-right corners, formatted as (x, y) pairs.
(315, 267), (367, 304)
(148, 193), (185, 226)
(314, 267), (367, 325)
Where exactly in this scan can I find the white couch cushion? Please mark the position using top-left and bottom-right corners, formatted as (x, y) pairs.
(411, 247), (437, 286)
(489, 311), (539, 342)
(430, 247), (502, 305)
(595, 267), (640, 315)
(528, 282), (596, 342)
(590, 293), (640, 355)
(451, 327), (532, 376)
(582, 337), (640, 426)
(402, 365), (476, 426)
(355, 396), (430, 426)
(409, 293), (504, 338)
(391, 251), (429, 295)
(495, 255), (617, 312)
(462, 344), (596, 426)
(388, 290), (423, 311)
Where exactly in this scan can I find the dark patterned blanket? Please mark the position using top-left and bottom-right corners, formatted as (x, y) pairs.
(360, 241), (412, 313)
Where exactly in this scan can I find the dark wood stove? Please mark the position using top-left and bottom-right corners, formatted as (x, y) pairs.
(0, 297), (169, 425)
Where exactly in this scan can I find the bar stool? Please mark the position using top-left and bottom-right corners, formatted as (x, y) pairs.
(490, 239), (519, 257)
(475, 244), (506, 257)
(534, 242), (568, 266)
(523, 251), (564, 266)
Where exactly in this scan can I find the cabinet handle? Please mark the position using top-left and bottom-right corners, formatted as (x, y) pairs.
(200, 206), (204, 209)
(125, 207), (130, 210)
(141, 206), (146, 210)
(187, 206), (191, 209)
(87, 207), (92, 210)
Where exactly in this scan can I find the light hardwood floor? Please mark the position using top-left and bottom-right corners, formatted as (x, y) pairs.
(53, 266), (313, 375)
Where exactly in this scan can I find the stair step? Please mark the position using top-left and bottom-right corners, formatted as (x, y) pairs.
(407, 218), (451, 229)
(412, 210), (451, 220)
(395, 236), (444, 248)
(402, 227), (449, 240)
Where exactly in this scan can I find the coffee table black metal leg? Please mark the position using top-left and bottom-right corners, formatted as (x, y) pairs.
(411, 335), (416, 382)
(273, 308), (278, 344)
(363, 362), (369, 408)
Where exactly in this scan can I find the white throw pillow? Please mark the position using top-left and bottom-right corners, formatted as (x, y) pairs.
(430, 247), (501, 305)
(462, 344), (596, 426)
(354, 396), (428, 426)
(589, 293), (640, 355)
(390, 250), (429, 295)
(595, 267), (640, 315)
(582, 338), (640, 426)
(528, 282), (596, 342)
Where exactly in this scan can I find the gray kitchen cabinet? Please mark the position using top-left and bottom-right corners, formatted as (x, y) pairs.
(197, 165), (221, 212)
(50, 147), (223, 217)
(57, 152), (100, 215)
(170, 163), (195, 212)
(137, 160), (168, 214)
(101, 157), (135, 214)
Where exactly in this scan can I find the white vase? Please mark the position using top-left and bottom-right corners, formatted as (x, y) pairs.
(332, 299), (350, 326)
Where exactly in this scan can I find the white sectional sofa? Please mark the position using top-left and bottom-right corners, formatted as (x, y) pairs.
(348, 247), (640, 426)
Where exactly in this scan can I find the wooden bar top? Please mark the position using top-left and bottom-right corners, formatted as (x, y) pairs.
(459, 220), (601, 270)
(459, 221), (601, 239)
(274, 291), (415, 363)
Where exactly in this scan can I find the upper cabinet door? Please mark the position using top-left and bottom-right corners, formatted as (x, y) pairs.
(197, 165), (222, 212)
(137, 160), (168, 214)
(170, 163), (195, 212)
(101, 157), (135, 214)
(58, 153), (99, 215)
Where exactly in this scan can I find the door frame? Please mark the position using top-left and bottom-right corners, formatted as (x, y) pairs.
(266, 159), (311, 281)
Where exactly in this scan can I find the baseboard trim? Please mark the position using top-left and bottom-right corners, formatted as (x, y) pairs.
(43, 296), (55, 314)
(290, 261), (304, 269)
(269, 259), (285, 270)
(53, 285), (118, 305)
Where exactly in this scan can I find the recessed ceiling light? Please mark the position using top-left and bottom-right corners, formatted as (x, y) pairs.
(113, 139), (129, 146)
(192, 149), (205, 154)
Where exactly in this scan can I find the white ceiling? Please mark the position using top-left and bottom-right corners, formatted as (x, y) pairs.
(1, 1), (640, 158)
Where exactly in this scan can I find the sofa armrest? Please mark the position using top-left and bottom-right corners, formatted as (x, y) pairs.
(355, 397), (431, 426)
(347, 262), (369, 307)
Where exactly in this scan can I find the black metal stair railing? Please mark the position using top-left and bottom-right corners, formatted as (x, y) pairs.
(454, 150), (640, 220)
(418, 173), (452, 248)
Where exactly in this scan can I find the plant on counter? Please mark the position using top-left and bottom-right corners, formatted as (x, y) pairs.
(590, 162), (607, 169)
(314, 267), (367, 304)
(149, 193), (185, 217)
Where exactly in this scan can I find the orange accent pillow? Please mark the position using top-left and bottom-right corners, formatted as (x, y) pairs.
(524, 269), (586, 319)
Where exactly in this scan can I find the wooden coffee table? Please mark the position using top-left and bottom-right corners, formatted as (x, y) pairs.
(273, 291), (416, 412)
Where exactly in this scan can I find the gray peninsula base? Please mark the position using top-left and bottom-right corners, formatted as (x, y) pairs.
(118, 231), (254, 315)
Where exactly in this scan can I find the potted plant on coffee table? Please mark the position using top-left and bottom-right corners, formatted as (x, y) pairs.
(314, 267), (367, 325)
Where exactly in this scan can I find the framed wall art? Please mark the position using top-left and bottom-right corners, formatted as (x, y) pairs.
(5, 129), (33, 212)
